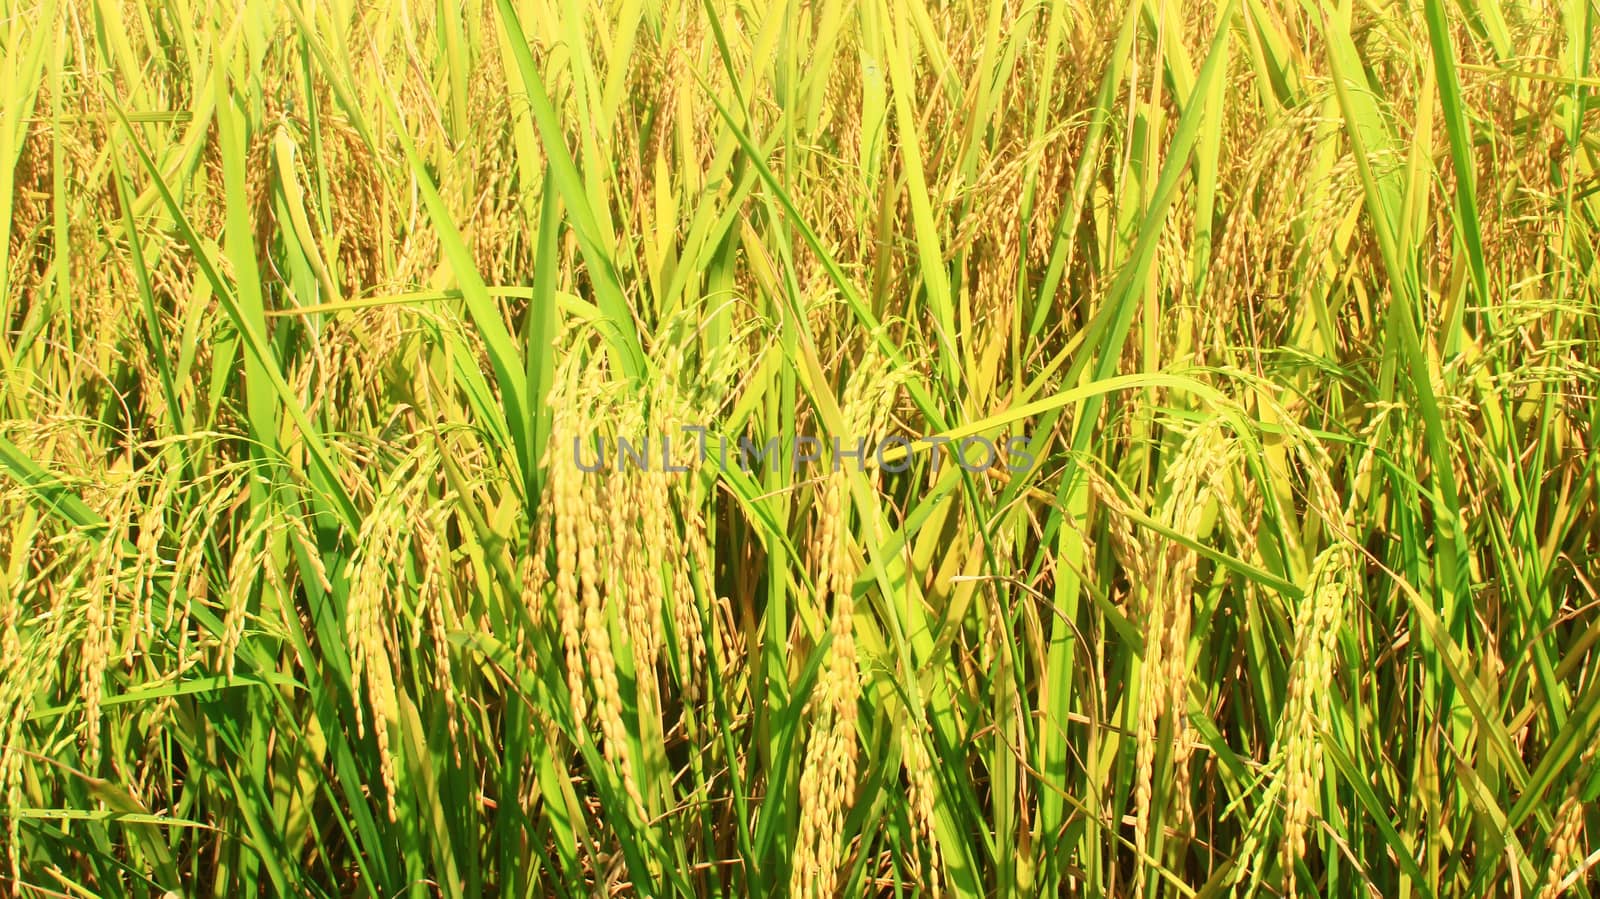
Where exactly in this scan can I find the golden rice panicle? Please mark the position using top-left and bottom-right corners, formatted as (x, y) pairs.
(1134, 420), (1235, 879)
(804, 349), (889, 608)
(520, 476), (552, 613)
(1342, 405), (1395, 522)
(130, 494), (166, 654)
(613, 438), (645, 655)
(416, 506), (461, 756)
(1, 735), (18, 880)
(0, 590), (15, 687)
(633, 396), (670, 673)
(1277, 543), (1357, 892)
(608, 451), (645, 649)
(221, 508), (279, 678)
(1, 581), (28, 881)
(672, 499), (710, 703)
(1130, 550), (1161, 872)
(170, 478), (238, 668)
(901, 713), (944, 896)
(2, 621), (72, 881)
(0, 496), (23, 666)
(285, 508), (333, 603)
(549, 408), (589, 725)
(810, 470), (844, 600)
(345, 497), (405, 822)
(1085, 465), (1146, 584)
(1539, 785), (1587, 899)
(80, 534), (122, 771)
(791, 478), (861, 899)
(578, 466), (645, 823)
(790, 594), (860, 899)
(650, 368), (711, 707)
(616, 463), (666, 723)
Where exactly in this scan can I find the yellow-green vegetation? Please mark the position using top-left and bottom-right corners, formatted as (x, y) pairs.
(1, 0), (1598, 894)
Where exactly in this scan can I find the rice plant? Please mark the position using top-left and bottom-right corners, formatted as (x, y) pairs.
(0, 0), (1597, 895)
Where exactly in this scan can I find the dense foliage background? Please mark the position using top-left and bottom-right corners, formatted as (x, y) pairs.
(0, 0), (1597, 895)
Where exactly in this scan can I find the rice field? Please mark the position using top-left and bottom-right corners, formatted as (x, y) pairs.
(0, 0), (1597, 895)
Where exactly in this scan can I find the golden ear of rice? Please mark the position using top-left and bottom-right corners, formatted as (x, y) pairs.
(675, 505), (712, 705)
(1134, 420), (1237, 883)
(578, 463), (645, 825)
(416, 505), (461, 758)
(901, 712), (944, 896)
(791, 471), (861, 899)
(81, 536), (119, 772)
(345, 497), (405, 822)
(790, 593), (860, 899)
(633, 451), (668, 673)
(549, 409), (590, 727)
(1277, 543), (1357, 892)
(1538, 790), (1587, 899)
